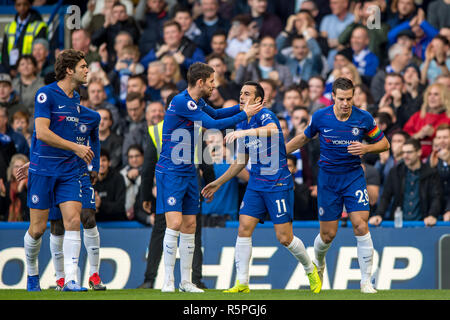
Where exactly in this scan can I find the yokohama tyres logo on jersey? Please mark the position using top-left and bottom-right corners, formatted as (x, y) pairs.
(57, 116), (79, 123)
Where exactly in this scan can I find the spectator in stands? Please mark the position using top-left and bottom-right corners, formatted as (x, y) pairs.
(127, 74), (148, 102)
(98, 108), (123, 171)
(276, 32), (323, 84)
(135, 0), (169, 56)
(109, 45), (145, 107)
(194, 0), (230, 55)
(324, 48), (353, 100)
(378, 73), (418, 129)
(308, 76), (333, 114)
(122, 92), (148, 165)
(436, 74), (450, 90)
(159, 83), (178, 106)
(420, 35), (450, 85)
(370, 138), (442, 226)
(287, 155), (315, 220)
(91, 2), (140, 57)
(87, 79), (123, 134)
(375, 130), (409, 192)
(319, 0), (354, 69)
(0, 74), (26, 125)
(371, 43), (413, 103)
(338, 1), (389, 63)
(141, 20), (205, 77)
(0, 107), (28, 156)
(427, 0), (450, 30)
(386, 0), (417, 29)
(245, 0), (283, 39)
(279, 85), (303, 130)
(362, 161), (381, 216)
(428, 124), (450, 221)
(82, 0), (134, 34)
(11, 110), (30, 146)
(173, 5), (202, 45)
(347, 26), (380, 80)
(201, 130), (244, 226)
(1, 0), (47, 74)
(335, 63), (362, 88)
(260, 78), (283, 114)
(94, 149), (127, 221)
(145, 61), (166, 103)
(12, 55), (44, 115)
(98, 31), (134, 73)
(71, 29), (101, 66)
(206, 53), (240, 101)
(160, 54), (187, 92)
(120, 144), (144, 220)
(225, 15), (254, 59)
(353, 83), (376, 113)
(235, 36), (293, 89)
(210, 30), (234, 73)
(1, 153), (29, 221)
(31, 38), (53, 78)
(403, 83), (450, 159)
(387, 8), (438, 61)
(145, 101), (165, 127)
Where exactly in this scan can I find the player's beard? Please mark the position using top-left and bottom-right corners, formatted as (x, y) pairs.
(201, 86), (213, 99)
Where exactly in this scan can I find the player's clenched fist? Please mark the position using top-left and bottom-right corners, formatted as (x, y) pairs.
(74, 144), (94, 165)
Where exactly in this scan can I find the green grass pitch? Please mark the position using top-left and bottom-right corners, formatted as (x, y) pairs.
(1, 289), (450, 300)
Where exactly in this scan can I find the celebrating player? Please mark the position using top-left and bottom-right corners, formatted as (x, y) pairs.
(156, 62), (263, 293)
(24, 49), (94, 291)
(285, 77), (390, 293)
(17, 104), (106, 291)
(201, 81), (322, 294)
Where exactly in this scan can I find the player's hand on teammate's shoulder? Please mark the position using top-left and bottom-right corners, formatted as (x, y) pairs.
(16, 162), (30, 182)
(74, 144), (94, 165)
(347, 141), (367, 156)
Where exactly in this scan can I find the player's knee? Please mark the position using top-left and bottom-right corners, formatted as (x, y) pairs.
(64, 215), (81, 230)
(29, 224), (46, 239)
(321, 231), (336, 244)
(353, 223), (369, 236)
(238, 224), (253, 238)
(277, 234), (293, 247)
(81, 210), (96, 229)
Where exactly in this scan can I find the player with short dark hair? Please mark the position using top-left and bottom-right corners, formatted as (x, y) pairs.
(202, 81), (322, 293)
(24, 49), (94, 292)
(286, 77), (390, 294)
(156, 62), (263, 293)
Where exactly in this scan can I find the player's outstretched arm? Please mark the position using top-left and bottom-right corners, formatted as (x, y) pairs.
(285, 132), (311, 154)
(201, 153), (249, 202)
(35, 117), (95, 164)
(224, 123), (278, 144)
(16, 162), (30, 181)
(347, 136), (390, 156)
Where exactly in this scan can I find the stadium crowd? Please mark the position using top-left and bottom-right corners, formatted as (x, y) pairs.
(0, 0), (449, 227)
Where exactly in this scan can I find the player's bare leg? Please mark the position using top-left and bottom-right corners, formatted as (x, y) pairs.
(313, 220), (339, 283)
(50, 219), (65, 290)
(274, 222), (321, 293)
(60, 201), (86, 291)
(349, 211), (377, 293)
(224, 215), (258, 293)
(25, 208), (49, 291)
(81, 209), (106, 290)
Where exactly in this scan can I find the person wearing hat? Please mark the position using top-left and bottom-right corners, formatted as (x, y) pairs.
(0, 73), (28, 124)
(1, 0), (47, 75)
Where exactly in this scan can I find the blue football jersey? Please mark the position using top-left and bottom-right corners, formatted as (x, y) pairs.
(156, 89), (247, 176)
(29, 82), (82, 177)
(237, 108), (293, 192)
(76, 105), (101, 174)
(304, 105), (384, 173)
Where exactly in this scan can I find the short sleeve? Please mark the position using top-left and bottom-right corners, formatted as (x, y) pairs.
(34, 87), (52, 119)
(257, 110), (276, 127)
(304, 111), (318, 139)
